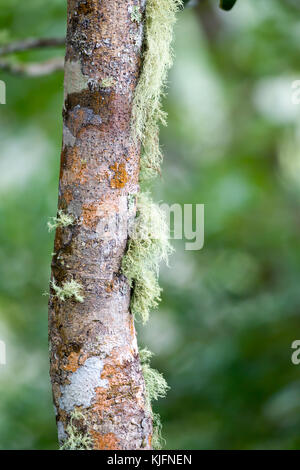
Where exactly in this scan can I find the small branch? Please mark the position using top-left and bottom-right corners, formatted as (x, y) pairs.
(0, 57), (64, 76)
(0, 37), (65, 56)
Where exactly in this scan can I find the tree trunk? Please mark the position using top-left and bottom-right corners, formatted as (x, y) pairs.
(49, 0), (153, 450)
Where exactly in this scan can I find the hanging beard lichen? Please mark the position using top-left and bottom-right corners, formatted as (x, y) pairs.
(122, 192), (173, 324)
(132, 0), (182, 181)
(139, 348), (169, 449)
(123, 0), (182, 449)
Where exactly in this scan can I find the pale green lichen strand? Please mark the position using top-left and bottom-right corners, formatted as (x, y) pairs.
(126, 1), (181, 447)
(152, 412), (165, 450)
(132, 0), (182, 180)
(122, 193), (173, 323)
(140, 348), (169, 449)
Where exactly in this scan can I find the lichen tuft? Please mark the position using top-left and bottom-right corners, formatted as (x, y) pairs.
(123, 0), (180, 450)
(132, 0), (182, 181)
(152, 412), (165, 450)
(48, 209), (74, 232)
(51, 279), (84, 303)
(122, 193), (173, 323)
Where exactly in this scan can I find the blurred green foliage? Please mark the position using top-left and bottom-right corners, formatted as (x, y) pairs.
(1, 0), (300, 449)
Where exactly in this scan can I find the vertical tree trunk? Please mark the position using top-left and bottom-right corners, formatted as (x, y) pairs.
(49, 0), (153, 450)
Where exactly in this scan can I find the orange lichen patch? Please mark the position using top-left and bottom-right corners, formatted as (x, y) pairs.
(93, 386), (113, 419)
(81, 202), (100, 229)
(92, 348), (144, 424)
(90, 430), (120, 450)
(110, 162), (128, 189)
(81, 193), (124, 230)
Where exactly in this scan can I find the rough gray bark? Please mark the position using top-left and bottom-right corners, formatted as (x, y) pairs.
(49, 0), (153, 450)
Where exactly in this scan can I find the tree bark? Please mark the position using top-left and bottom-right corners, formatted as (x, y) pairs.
(49, 0), (153, 450)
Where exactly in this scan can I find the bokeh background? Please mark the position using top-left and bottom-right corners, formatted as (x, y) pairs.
(1, 0), (300, 449)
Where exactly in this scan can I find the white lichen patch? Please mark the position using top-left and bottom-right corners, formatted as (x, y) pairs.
(59, 357), (108, 413)
(51, 279), (85, 303)
(64, 60), (89, 101)
(48, 209), (74, 232)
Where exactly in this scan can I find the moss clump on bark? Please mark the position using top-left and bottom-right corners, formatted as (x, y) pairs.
(51, 279), (84, 303)
(132, 0), (182, 181)
(140, 348), (169, 449)
(122, 193), (173, 323)
(47, 209), (74, 232)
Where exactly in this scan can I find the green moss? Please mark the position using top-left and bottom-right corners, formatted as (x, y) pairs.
(51, 279), (84, 303)
(47, 210), (74, 232)
(122, 193), (173, 323)
(140, 348), (169, 449)
(60, 411), (93, 451)
(132, 0), (182, 181)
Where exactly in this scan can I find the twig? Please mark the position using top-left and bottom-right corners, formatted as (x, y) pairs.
(0, 57), (64, 76)
(0, 37), (65, 56)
